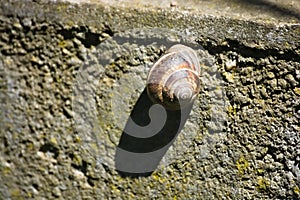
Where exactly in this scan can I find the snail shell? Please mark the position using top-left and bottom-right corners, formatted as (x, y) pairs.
(146, 44), (201, 110)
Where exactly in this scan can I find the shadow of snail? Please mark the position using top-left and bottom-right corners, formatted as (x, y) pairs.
(115, 44), (202, 177)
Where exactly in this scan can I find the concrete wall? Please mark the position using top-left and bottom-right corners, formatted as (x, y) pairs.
(0, 0), (299, 199)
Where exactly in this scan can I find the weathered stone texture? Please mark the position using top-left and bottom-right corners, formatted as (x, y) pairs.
(0, 0), (299, 199)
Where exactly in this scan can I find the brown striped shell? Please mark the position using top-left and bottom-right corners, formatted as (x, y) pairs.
(146, 44), (201, 110)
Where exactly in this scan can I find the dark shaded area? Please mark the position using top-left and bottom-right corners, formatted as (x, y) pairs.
(117, 171), (153, 178)
(115, 88), (193, 177)
(39, 142), (59, 158)
(199, 38), (300, 63)
(57, 25), (113, 48)
(117, 89), (182, 153)
(232, 0), (300, 21)
(70, 157), (88, 175)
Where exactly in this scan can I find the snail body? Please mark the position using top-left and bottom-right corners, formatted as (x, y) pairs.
(146, 44), (201, 110)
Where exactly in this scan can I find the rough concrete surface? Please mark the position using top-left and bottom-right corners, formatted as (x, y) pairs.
(84, 0), (300, 23)
(0, 0), (299, 199)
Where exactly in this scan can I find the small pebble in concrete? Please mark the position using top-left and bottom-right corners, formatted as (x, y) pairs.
(170, 1), (177, 7)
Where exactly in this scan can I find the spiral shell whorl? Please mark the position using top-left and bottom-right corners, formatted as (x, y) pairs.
(147, 44), (201, 110)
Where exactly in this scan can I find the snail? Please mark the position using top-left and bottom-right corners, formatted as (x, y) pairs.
(146, 44), (201, 110)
